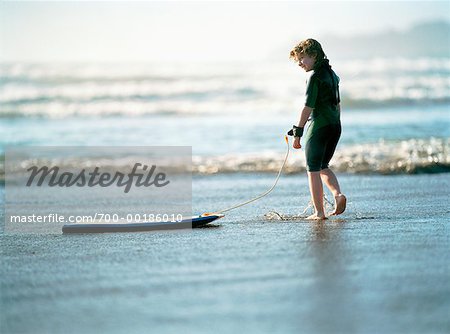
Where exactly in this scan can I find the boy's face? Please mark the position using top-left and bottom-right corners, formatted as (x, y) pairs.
(297, 53), (316, 72)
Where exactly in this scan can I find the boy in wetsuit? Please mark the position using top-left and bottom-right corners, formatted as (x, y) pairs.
(288, 39), (346, 220)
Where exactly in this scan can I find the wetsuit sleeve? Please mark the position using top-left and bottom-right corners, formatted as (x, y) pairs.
(305, 75), (319, 108)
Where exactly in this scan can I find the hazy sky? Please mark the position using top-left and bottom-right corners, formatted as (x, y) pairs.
(1, 1), (449, 62)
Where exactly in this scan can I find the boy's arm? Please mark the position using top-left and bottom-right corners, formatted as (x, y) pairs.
(297, 106), (313, 129)
(287, 106), (313, 140)
(291, 106), (312, 149)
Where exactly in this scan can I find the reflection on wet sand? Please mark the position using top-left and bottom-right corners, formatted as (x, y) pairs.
(303, 220), (362, 333)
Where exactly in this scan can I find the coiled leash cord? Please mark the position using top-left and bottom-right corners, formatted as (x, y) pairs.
(203, 135), (290, 216)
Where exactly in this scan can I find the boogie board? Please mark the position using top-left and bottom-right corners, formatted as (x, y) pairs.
(62, 214), (224, 234)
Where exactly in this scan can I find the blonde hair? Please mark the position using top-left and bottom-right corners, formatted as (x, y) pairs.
(289, 39), (326, 63)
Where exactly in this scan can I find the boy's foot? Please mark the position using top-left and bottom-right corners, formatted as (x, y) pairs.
(330, 194), (346, 215)
(306, 213), (327, 220)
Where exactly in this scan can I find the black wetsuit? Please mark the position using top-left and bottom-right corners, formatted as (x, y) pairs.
(304, 59), (341, 172)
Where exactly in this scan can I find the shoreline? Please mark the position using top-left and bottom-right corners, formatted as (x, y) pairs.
(1, 174), (450, 333)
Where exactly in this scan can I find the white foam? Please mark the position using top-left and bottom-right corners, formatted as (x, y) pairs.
(1, 59), (448, 118)
(192, 138), (450, 174)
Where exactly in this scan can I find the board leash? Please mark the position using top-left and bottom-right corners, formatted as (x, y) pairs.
(202, 135), (290, 216)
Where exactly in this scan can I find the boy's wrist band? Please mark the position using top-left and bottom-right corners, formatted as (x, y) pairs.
(293, 125), (304, 138)
(287, 125), (304, 137)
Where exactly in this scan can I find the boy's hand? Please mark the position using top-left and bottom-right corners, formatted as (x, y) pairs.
(293, 137), (301, 149)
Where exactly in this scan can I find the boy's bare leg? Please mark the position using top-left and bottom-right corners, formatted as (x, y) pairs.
(306, 171), (327, 220)
(320, 168), (340, 195)
(320, 168), (346, 215)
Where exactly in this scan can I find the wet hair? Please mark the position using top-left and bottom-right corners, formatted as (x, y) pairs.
(289, 39), (326, 63)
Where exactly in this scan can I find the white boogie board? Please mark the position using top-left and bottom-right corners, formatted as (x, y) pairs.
(62, 214), (224, 234)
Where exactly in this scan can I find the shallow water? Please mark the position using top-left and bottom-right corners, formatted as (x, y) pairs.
(1, 106), (449, 154)
(2, 173), (449, 333)
(1, 59), (449, 333)
(2, 107), (449, 177)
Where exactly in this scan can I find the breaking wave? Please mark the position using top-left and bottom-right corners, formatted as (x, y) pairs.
(192, 138), (450, 175)
(1, 138), (449, 183)
(1, 59), (449, 118)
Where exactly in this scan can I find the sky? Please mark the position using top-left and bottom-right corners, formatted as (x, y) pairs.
(0, 1), (449, 62)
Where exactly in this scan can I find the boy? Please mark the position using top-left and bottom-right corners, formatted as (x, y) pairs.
(288, 39), (346, 220)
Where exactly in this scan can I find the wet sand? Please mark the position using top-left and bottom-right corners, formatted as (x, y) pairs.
(1, 173), (450, 333)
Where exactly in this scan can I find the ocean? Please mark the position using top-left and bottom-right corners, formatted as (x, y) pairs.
(1, 59), (450, 333)
(1, 59), (449, 175)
